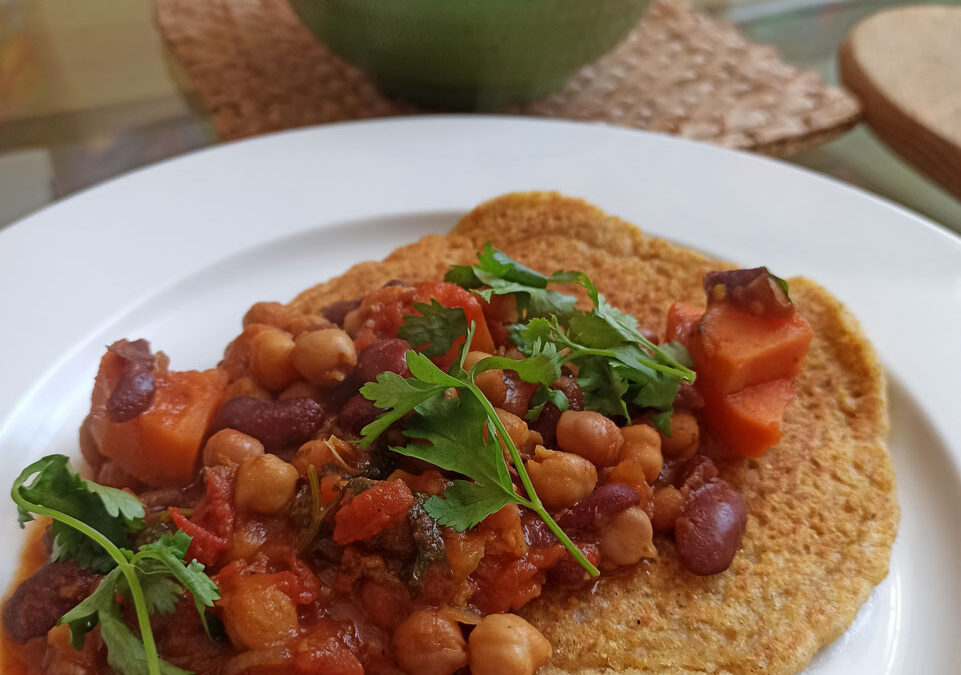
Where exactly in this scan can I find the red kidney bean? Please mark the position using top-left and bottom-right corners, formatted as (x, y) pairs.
(356, 339), (412, 383)
(553, 374), (584, 412)
(211, 396), (325, 451)
(640, 328), (660, 344)
(3, 561), (100, 643)
(671, 455), (718, 491)
(321, 299), (362, 327)
(703, 268), (794, 318)
(674, 383), (704, 411)
(548, 542), (601, 587)
(558, 483), (640, 533)
(338, 393), (384, 437)
(675, 480), (747, 576)
(106, 339), (156, 422)
(501, 371), (538, 418)
(382, 279), (406, 288)
(529, 402), (561, 448)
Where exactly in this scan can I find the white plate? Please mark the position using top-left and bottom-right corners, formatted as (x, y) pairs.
(0, 116), (959, 674)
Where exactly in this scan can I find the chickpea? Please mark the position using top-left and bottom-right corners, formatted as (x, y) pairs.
(620, 424), (663, 482)
(494, 408), (536, 451)
(556, 410), (623, 467)
(292, 328), (357, 387)
(222, 575), (299, 649)
(291, 438), (354, 477)
(392, 609), (467, 675)
(243, 301), (290, 330)
(659, 411), (700, 457)
(468, 613), (552, 675)
(286, 313), (329, 336)
(608, 460), (654, 503)
(249, 329), (300, 391)
(651, 485), (685, 532)
(599, 505), (656, 569)
(224, 375), (271, 401)
(475, 368), (507, 407)
(203, 429), (265, 467)
(235, 454), (299, 514)
(462, 350), (492, 371)
(278, 379), (321, 401)
(526, 447), (597, 510)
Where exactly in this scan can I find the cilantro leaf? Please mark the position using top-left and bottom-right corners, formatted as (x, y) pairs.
(474, 273), (578, 320)
(13, 455), (143, 571)
(60, 566), (124, 649)
(99, 603), (190, 675)
(358, 372), (447, 448)
(472, 349), (564, 388)
(392, 396), (521, 529)
(525, 385), (570, 423)
(577, 357), (630, 418)
(398, 300), (468, 357)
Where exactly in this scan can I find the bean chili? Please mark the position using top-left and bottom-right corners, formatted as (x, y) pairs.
(2, 249), (813, 675)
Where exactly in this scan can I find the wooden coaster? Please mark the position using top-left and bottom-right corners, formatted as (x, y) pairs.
(840, 5), (961, 199)
(155, 0), (860, 156)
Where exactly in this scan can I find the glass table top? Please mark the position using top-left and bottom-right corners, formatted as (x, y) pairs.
(1, 0), (958, 232)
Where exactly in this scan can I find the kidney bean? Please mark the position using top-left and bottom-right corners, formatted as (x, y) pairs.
(675, 480), (747, 576)
(703, 268), (794, 318)
(3, 561), (100, 643)
(553, 374), (584, 412)
(671, 455), (718, 491)
(321, 299), (362, 327)
(106, 339), (156, 422)
(548, 542), (601, 587)
(558, 483), (640, 533)
(674, 383), (704, 411)
(356, 339), (412, 383)
(211, 396), (325, 451)
(382, 279), (406, 288)
(338, 393), (384, 437)
(501, 372), (537, 418)
(529, 401), (562, 449)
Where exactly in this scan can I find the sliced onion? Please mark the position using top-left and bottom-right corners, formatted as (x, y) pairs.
(222, 646), (292, 675)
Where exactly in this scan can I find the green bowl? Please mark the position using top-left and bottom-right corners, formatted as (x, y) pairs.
(287, 0), (650, 110)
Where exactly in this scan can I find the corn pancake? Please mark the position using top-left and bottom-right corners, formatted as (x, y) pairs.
(288, 193), (898, 675)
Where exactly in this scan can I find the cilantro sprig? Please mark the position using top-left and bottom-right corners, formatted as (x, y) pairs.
(452, 244), (696, 432)
(359, 330), (599, 576)
(12, 455), (219, 675)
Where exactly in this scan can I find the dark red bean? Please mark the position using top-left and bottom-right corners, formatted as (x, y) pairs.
(338, 394), (384, 437)
(501, 371), (537, 418)
(548, 543), (601, 587)
(672, 455), (718, 491)
(2, 561), (100, 643)
(674, 383), (704, 411)
(703, 268), (794, 318)
(321, 299), (362, 327)
(558, 483), (640, 533)
(356, 339), (412, 383)
(640, 328), (660, 344)
(675, 480), (747, 576)
(553, 374), (584, 411)
(211, 396), (325, 451)
(529, 402), (562, 449)
(382, 279), (406, 288)
(106, 339), (156, 422)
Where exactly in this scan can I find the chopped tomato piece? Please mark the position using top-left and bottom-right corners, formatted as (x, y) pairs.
(700, 378), (797, 457)
(89, 349), (227, 486)
(413, 281), (495, 358)
(333, 480), (415, 545)
(293, 620), (364, 675)
(692, 302), (813, 394)
(170, 465), (236, 566)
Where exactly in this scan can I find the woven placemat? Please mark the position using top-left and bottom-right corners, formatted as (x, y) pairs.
(155, 0), (860, 156)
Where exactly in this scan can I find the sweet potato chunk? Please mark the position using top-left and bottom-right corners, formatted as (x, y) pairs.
(89, 348), (227, 486)
(699, 378), (796, 458)
(692, 303), (812, 394)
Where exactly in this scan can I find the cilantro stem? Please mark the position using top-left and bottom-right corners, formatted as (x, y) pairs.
(12, 494), (162, 675)
(464, 382), (600, 577)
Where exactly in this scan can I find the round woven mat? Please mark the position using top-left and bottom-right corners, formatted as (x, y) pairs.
(155, 0), (860, 156)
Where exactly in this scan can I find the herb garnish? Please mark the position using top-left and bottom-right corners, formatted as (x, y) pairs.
(12, 455), (219, 675)
(453, 244), (695, 432)
(359, 326), (599, 575)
